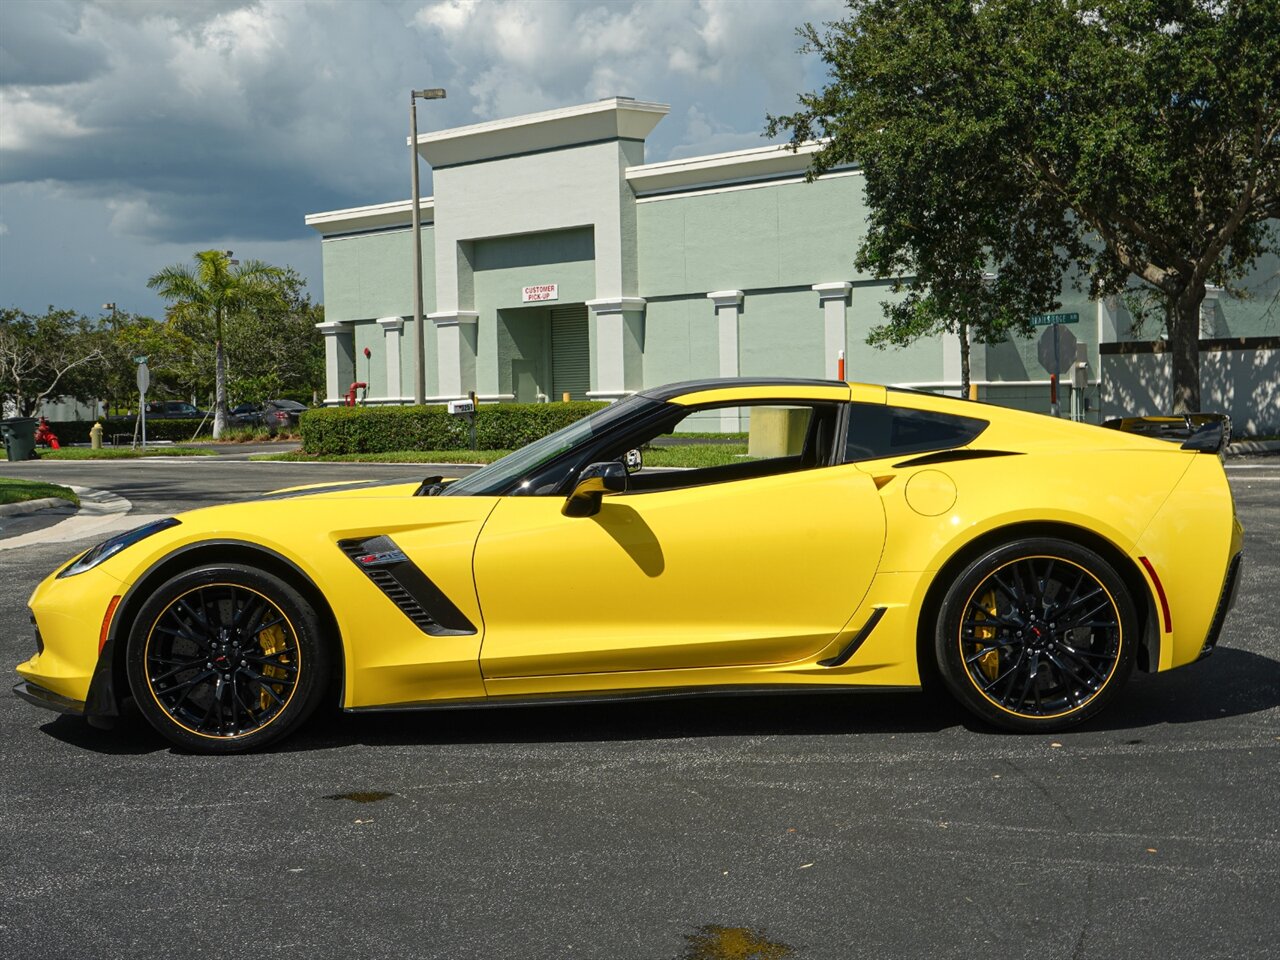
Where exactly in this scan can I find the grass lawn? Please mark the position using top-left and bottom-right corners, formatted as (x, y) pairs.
(252, 449), (514, 464)
(251, 443), (750, 469)
(0, 477), (80, 507)
(40, 446), (218, 460)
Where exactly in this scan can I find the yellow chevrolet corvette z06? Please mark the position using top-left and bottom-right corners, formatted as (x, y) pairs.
(14, 378), (1243, 753)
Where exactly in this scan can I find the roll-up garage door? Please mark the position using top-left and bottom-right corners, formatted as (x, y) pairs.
(550, 304), (590, 401)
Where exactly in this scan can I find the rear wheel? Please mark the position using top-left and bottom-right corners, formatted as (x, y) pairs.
(125, 564), (330, 753)
(936, 538), (1136, 731)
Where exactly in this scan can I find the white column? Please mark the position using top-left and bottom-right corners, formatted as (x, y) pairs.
(707, 290), (743, 432)
(315, 321), (350, 405)
(428, 310), (479, 399)
(941, 329), (962, 393)
(812, 282), (852, 379)
(586, 297), (646, 401)
(376, 316), (404, 402)
(1201, 286), (1224, 337)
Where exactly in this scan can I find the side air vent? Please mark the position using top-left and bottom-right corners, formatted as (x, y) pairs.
(338, 536), (477, 637)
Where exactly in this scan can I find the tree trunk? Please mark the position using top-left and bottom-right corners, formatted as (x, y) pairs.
(1168, 288), (1204, 414)
(214, 339), (228, 439)
(959, 320), (971, 400)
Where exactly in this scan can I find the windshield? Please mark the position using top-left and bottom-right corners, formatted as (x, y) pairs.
(442, 395), (655, 497)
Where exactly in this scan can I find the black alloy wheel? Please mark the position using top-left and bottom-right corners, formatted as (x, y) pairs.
(126, 564), (330, 752)
(936, 538), (1136, 731)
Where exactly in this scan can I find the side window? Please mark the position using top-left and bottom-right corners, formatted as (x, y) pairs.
(618, 401), (840, 494)
(845, 403), (987, 462)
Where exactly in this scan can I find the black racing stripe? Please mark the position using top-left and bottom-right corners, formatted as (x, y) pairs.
(891, 449), (1021, 468)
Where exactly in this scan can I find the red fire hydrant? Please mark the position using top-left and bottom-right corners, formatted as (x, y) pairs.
(345, 382), (368, 407)
(34, 417), (61, 450)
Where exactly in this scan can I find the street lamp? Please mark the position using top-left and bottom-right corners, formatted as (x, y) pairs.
(410, 87), (445, 405)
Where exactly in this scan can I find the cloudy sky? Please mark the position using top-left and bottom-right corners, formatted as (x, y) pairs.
(0, 0), (844, 320)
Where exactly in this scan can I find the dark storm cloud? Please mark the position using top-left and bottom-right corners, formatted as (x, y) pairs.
(0, 1), (109, 86)
(0, 0), (842, 317)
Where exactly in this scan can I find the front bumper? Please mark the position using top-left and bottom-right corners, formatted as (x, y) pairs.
(12, 680), (85, 715)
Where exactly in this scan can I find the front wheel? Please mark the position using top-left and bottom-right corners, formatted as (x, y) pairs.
(125, 564), (330, 753)
(935, 538), (1136, 732)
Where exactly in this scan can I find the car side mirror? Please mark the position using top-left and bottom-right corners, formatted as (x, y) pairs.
(563, 461), (628, 517)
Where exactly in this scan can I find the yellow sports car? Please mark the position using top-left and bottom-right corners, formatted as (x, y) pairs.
(14, 378), (1243, 752)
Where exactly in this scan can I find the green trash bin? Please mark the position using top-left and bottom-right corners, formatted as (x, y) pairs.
(0, 417), (38, 461)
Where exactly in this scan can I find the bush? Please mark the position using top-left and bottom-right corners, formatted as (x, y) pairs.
(300, 401), (607, 455)
(49, 418), (211, 445)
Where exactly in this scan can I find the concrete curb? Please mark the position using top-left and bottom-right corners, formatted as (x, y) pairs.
(0, 496), (72, 517)
(0, 485), (157, 551)
(1227, 438), (1280, 456)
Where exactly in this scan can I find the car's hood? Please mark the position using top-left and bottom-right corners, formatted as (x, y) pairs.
(257, 477), (428, 501)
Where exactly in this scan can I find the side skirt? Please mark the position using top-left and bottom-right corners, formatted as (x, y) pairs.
(344, 682), (921, 714)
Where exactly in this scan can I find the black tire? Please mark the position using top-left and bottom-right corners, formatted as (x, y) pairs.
(125, 563), (330, 753)
(935, 538), (1136, 732)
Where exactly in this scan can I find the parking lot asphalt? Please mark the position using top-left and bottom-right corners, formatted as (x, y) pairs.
(0, 457), (1276, 960)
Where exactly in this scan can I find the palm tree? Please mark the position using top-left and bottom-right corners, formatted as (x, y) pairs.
(147, 250), (285, 438)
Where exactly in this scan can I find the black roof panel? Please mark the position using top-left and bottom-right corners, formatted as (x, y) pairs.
(640, 377), (844, 401)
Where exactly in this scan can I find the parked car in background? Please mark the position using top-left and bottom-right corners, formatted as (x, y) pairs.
(229, 403), (263, 427)
(144, 401), (207, 419)
(260, 399), (308, 433)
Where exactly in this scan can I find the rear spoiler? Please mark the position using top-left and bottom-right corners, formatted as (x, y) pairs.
(1101, 413), (1232, 454)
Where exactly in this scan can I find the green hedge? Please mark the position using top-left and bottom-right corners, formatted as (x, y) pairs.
(300, 402), (607, 455)
(48, 418), (211, 445)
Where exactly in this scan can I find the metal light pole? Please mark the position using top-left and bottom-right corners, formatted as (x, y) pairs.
(410, 88), (446, 405)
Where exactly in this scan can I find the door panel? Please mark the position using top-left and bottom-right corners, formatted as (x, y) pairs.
(475, 465), (887, 680)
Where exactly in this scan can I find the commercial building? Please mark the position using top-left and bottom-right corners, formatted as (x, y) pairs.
(306, 97), (1279, 434)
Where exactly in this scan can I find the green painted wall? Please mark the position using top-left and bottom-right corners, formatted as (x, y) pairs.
(496, 307), (550, 399)
(321, 226), (435, 323)
(352, 322), (385, 397)
(642, 297), (718, 386)
(739, 289), (823, 378)
(846, 282), (940, 385)
(636, 176), (865, 295)
(472, 227), (596, 395)
(472, 227), (596, 311)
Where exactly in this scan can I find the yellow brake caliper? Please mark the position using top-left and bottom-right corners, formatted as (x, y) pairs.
(974, 590), (1000, 681)
(257, 623), (290, 712)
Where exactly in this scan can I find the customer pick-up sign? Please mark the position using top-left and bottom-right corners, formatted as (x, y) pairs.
(522, 283), (558, 303)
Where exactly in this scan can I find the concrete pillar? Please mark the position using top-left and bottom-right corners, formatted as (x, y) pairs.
(315, 320), (352, 404)
(586, 297), (646, 401)
(941, 329), (962, 392)
(428, 310), (479, 399)
(812, 282), (852, 379)
(707, 290), (743, 432)
(376, 316), (404, 401)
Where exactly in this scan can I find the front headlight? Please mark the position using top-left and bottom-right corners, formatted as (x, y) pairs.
(57, 518), (181, 578)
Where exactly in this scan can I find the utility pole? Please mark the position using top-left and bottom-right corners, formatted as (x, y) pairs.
(410, 88), (446, 405)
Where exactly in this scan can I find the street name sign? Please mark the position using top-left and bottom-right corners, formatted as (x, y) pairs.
(1030, 312), (1079, 326)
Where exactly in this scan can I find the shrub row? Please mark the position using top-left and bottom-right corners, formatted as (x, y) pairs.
(48, 418), (211, 445)
(299, 402), (607, 455)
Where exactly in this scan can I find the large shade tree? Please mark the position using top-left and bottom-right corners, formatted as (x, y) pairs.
(147, 251), (286, 437)
(769, 0), (1279, 412)
(0, 307), (106, 416)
